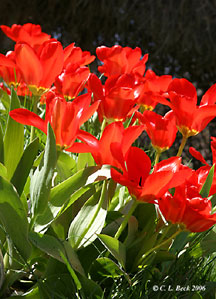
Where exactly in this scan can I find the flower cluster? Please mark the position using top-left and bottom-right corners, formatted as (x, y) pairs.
(1, 23), (216, 233)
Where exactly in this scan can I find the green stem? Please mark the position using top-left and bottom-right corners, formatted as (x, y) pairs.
(115, 199), (138, 240)
(177, 134), (188, 157)
(155, 151), (161, 165)
(138, 227), (183, 265)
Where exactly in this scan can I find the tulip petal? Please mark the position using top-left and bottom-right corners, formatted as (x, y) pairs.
(9, 108), (46, 133)
(15, 43), (42, 86)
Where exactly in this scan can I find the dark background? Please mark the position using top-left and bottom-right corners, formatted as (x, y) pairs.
(1, 0), (216, 164)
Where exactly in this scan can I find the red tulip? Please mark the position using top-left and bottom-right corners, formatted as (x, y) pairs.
(14, 39), (64, 95)
(161, 78), (216, 137)
(158, 178), (216, 232)
(96, 45), (148, 78)
(1, 23), (51, 48)
(137, 110), (177, 153)
(0, 51), (21, 85)
(9, 92), (100, 150)
(88, 73), (139, 122)
(0, 51), (32, 96)
(110, 146), (187, 202)
(135, 70), (173, 111)
(69, 121), (144, 168)
(63, 43), (95, 68)
(54, 64), (90, 99)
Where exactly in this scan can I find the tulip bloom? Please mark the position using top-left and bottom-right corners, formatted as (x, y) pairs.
(88, 73), (139, 122)
(161, 78), (216, 137)
(1, 23), (51, 48)
(158, 179), (216, 232)
(0, 51), (22, 86)
(63, 43), (95, 68)
(137, 110), (177, 153)
(9, 92), (100, 150)
(54, 64), (90, 99)
(69, 121), (144, 169)
(0, 51), (32, 96)
(135, 70), (173, 111)
(110, 146), (188, 203)
(14, 39), (64, 95)
(96, 45), (148, 78)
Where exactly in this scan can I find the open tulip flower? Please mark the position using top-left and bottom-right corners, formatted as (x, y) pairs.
(158, 178), (216, 232)
(54, 64), (90, 99)
(88, 73), (140, 122)
(0, 51), (22, 86)
(110, 146), (190, 203)
(137, 110), (177, 156)
(14, 40), (64, 96)
(135, 69), (173, 111)
(1, 23), (51, 48)
(63, 43), (95, 68)
(69, 121), (144, 168)
(9, 91), (100, 150)
(96, 45), (148, 78)
(161, 78), (216, 138)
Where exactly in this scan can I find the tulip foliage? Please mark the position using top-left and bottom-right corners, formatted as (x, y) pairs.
(0, 23), (216, 298)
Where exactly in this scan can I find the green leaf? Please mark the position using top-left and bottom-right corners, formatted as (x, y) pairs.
(60, 251), (82, 290)
(0, 176), (31, 260)
(78, 275), (103, 299)
(50, 165), (99, 204)
(3, 88), (24, 180)
(154, 251), (176, 263)
(125, 215), (138, 247)
(77, 152), (95, 171)
(91, 257), (126, 278)
(0, 87), (10, 110)
(200, 165), (215, 198)
(29, 232), (85, 276)
(68, 180), (108, 249)
(190, 230), (216, 258)
(56, 151), (76, 180)
(0, 124), (4, 164)
(30, 123), (57, 220)
(6, 286), (40, 298)
(98, 234), (126, 269)
(171, 231), (190, 253)
(0, 249), (4, 290)
(11, 138), (39, 196)
(33, 167), (99, 232)
(0, 162), (7, 178)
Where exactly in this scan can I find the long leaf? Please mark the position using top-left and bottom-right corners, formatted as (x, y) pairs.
(3, 88), (24, 180)
(98, 234), (126, 269)
(68, 180), (108, 249)
(34, 167), (99, 232)
(0, 124), (4, 164)
(0, 162), (7, 178)
(30, 123), (57, 221)
(200, 165), (215, 198)
(11, 138), (39, 196)
(29, 232), (85, 276)
(77, 152), (95, 171)
(0, 176), (31, 260)
(50, 165), (99, 204)
(56, 151), (76, 180)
